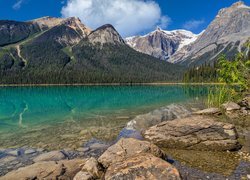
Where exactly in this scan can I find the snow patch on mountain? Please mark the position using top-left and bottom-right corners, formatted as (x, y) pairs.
(125, 28), (199, 61)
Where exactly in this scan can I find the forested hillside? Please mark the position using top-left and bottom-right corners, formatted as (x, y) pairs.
(0, 17), (183, 84)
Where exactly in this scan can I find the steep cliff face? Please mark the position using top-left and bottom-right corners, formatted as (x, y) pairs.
(171, 1), (250, 66)
(125, 28), (198, 61)
(88, 24), (125, 45)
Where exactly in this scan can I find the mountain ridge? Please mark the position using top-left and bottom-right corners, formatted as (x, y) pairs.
(171, 1), (250, 66)
(125, 28), (199, 61)
(126, 1), (250, 66)
(0, 16), (183, 84)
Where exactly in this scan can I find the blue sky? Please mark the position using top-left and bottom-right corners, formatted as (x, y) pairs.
(0, 0), (249, 37)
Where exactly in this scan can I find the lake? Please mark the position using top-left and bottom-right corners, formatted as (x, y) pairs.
(0, 85), (209, 150)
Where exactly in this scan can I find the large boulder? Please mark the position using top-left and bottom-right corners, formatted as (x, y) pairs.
(98, 138), (165, 168)
(82, 157), (104, 178)
(144, 116), (240, 151)
(0, 159), (85, 180)
(74, 171), (94, 180)
(105, 153), (181, 180)
(73, 157), (104, 180)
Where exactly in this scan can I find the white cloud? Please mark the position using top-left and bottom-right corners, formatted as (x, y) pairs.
(12, 0), (24, 10)
(183, 19), (205, 31)
(61, 0), (169, 37)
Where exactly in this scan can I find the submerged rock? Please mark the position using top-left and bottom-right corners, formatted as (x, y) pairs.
(126, 104), (191, 131)
(33, 151), (66, 162)
(105, 153), (181, 180)
(0, 159), (85, 180)
(24, 149), (37, 155)
(98, 138), (165, 168)
(242, 132), (250, 153)
(193, 108), (221, 115)
(144, 115), (241, 151)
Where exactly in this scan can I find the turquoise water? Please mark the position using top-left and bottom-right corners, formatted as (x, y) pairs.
(0, 85), (209, 150)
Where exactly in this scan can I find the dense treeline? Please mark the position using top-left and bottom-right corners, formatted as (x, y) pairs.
(182, 63), (218, 83)
(0, 41), (183, 84)
(183, 40), (250, 83)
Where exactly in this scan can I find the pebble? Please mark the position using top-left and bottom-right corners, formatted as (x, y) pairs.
(7, 150), (20, 156)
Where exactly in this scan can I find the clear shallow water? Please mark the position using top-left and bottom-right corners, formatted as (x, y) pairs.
(0, 85), (209, 150)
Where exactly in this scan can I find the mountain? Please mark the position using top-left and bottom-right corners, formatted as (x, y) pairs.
(0, 20), (41, 46)
(88, 24), (125, 45)
(171, 1), (250, 66)
(126, 1), (250, 67)
(0, 17), (183, 84)
(125, 28), (199, 61)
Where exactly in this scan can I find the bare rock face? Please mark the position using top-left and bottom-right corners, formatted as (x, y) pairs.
(98, 138), (165, 168)
(29, 16), (65, 30)
(30, 16), (92, 37)
(105, 153), (181, 180)
(126, 28), (198, 61)
(30, 16), (92, 46)
(0, 159), (85, 180)
(61, 17), (92, 38)
(144, 116), (240, 151)
(171, 1), (250, 66)
(88, 24), (125, 45)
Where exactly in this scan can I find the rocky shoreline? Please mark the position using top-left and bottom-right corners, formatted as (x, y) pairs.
(0, 97), (250, 179)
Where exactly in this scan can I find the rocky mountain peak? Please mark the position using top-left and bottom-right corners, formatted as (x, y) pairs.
(125, 28), (198, 61)
(170, 1), (250, 66)
(29, 16), (64, 29)
(88, 24), (125, 45)
(62, 17), (92, 37)
(231, 1), (246, 8)
(217, 1), (249, 17)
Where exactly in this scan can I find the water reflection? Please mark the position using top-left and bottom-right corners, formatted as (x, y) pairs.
(0, 85), (209, 129)
(0, 85), (211, 149)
